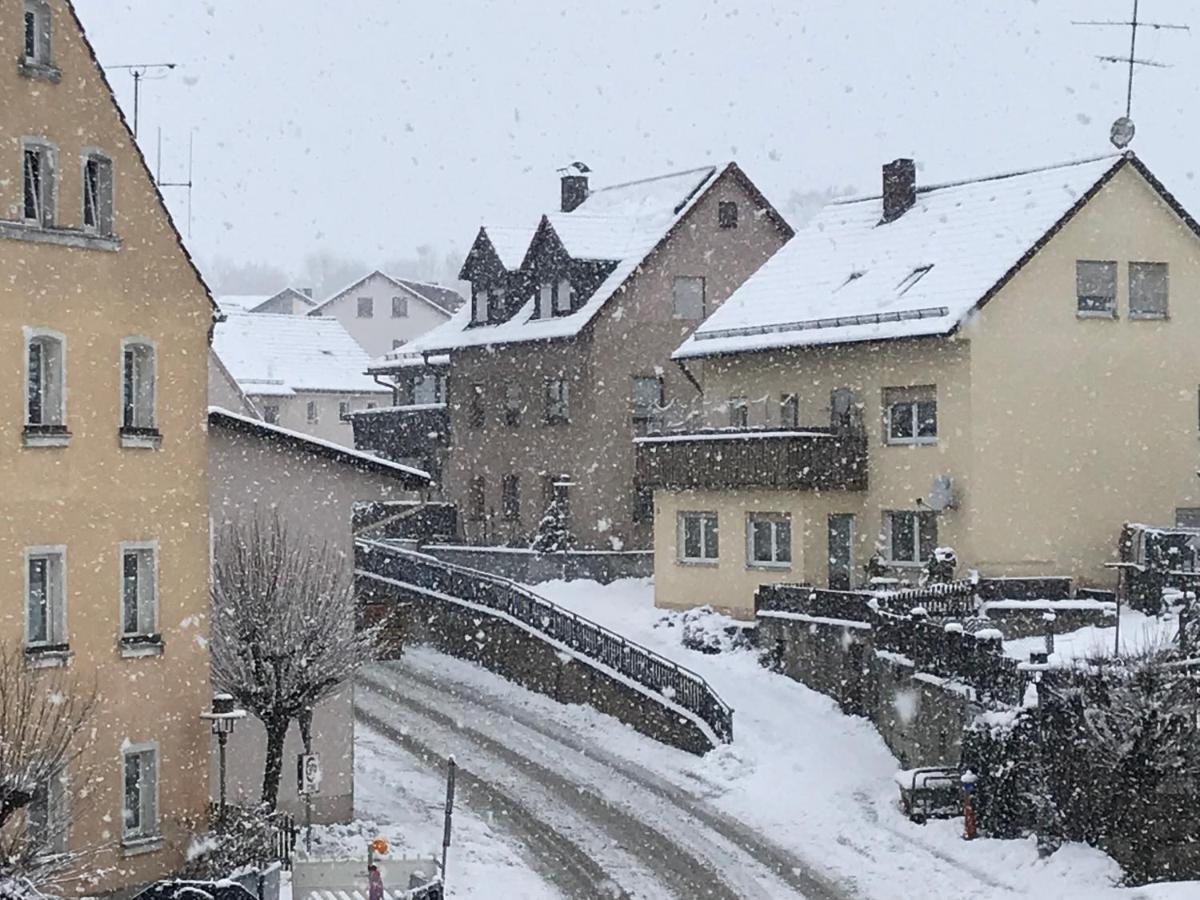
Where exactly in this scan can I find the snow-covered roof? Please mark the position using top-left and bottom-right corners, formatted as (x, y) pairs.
(675, 153), (1146, 359)
(212, 312), (390, 395)
(406, 165), (730, 353)
(208, 407), (430, 485)
(309, 270), (463, 317)
(367, 349), (451, 374)
(215, 288), (316, 316)
(481, 225), (538, 270)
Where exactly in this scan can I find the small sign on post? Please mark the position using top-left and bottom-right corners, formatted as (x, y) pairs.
(441, 756), (456, 884)
(298, 753), (322, 853)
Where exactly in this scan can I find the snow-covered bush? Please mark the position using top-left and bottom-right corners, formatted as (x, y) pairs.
(922, 546), (957, 585)
(661, 607), (752, 655)
(0, 877), (49, 900)
(182, 804), (287, 878)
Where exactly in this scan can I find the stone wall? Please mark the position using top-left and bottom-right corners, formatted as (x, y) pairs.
(423, 544), (653, 585)
(980, 599), (1116, 640)
(362, 583), (715, 755)
(759, 611), (972, 768)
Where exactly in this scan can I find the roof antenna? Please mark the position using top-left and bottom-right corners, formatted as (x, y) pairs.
(156, 129), (197, 238)
(103, 62), (177, 138)
(1073, 1), (1188, 148)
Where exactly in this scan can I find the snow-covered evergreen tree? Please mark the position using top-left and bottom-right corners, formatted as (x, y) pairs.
(530, 488), (575, 554)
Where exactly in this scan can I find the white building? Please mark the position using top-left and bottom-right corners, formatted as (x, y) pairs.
(211, 312), (390, 445)
(308, 270), (464, 358)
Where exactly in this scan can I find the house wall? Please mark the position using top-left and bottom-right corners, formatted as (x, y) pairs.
(207, 349), (259, 417)
(966, 164), (1200, 584)
(0, 1), (212, 891)
(444, 169), (790, 551)
(247, 390), (389, 447)
(315, 273), (451, 359)
(208, 424), (422, 823)
(655, 339), (972, 618)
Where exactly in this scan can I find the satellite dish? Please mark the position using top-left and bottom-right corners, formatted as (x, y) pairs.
(1110, 116), (1136, 149)
(927, 475), (955, 512)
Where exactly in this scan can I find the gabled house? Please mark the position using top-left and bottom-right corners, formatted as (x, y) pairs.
(307, 270), (464, 358)
(216, 286), (317, 316)
(647, 152), (1200, 618)
(386, 163), (792, 550)
(211, 312), (389, 445)
(0, 0), (216, 890)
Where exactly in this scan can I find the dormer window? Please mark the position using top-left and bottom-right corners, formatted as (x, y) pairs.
(472, 283), (488, 324)
(554, 279), (572, 315)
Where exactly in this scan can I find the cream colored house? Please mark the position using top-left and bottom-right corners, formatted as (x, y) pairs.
(207, 408), (429, 824)
(0, 0), (214, 891)
(648, 152), (1200, 620)
(210, 312), (390, 445)
(308, 270), (463, 359)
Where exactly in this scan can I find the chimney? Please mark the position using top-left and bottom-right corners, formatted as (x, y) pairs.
(881, 158), (916, 223)
(560, 162), (590, 213)
(301, 287), (313, 298)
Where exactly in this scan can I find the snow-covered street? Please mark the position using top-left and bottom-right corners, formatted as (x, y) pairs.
(352, 578), (1199, 899)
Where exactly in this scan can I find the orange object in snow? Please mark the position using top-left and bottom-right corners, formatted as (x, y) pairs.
(370, 838), (389, 855)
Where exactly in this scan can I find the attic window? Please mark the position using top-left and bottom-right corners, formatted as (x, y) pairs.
(718, 201), (738, 229)
(896, 265), (933, 296)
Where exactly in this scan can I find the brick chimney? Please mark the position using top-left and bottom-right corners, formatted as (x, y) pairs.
(560, 163), (590, 213)
(881, 158), (916, 223)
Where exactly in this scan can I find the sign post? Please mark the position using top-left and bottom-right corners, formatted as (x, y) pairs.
(441, 756), (456, 885)
(297, 753), (322, 853)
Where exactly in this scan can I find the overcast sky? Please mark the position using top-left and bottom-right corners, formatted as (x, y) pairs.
(74, 0), (1200, 283)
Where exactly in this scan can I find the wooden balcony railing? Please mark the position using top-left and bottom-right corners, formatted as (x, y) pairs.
(350, 404), (449, 465)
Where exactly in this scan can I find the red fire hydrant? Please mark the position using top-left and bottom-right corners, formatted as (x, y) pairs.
(961, 770), (978, 840)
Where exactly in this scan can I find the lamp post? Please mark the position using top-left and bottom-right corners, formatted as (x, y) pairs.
(201, 693), (246, 823)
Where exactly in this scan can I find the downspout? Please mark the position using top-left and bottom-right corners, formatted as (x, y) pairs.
(674, 357), (703, 395)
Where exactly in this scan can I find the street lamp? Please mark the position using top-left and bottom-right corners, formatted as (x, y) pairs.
(201, 693), (246, 822)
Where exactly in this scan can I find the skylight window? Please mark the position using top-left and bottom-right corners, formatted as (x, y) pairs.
(896, 265), (933, 296)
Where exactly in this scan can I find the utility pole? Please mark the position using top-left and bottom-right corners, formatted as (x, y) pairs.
(104, 63), (177, 138)
(1073, 2), (1188, 148)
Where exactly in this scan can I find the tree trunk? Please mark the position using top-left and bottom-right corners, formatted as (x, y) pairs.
(261, 719), (289, 810)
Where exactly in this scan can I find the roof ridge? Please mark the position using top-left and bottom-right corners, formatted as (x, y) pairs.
(832, 153), (1123, 206)
(592, 164), (720, 195)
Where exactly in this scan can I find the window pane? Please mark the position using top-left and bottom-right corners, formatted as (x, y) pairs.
(683, 516), (702, 559)
(780, 394), (799, 428)
(916, 401), (937, 438)
(123, 552), (140, 635)
(889, 402), (914, 440)
(1130, 262), (1168, 317)
(1076, 260), (1116, 312)
(27, 340), (43, 425)
(357, 297), (373, 317)
(24, 149), (41, 221)
(918, 512), (938, 562)
(392, 296), (408, 317)
(751, 520), (772, 562)
(890, 512), (915, 562)
(632, 378), (662, 419)
(703, 515), (719, 559)
(539, 283), (554, 318)
(84, 160), (98, 228)
(672, 277), (705, 319)
(776, 519), (792, 563)
(24, 11), (37, 59)
(28, 557), (48, 643)
(123, 754), (142, 834)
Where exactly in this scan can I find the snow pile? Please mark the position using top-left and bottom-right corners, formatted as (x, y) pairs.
(1003, 607), (1180, 664)
(655, 605), (753, 655)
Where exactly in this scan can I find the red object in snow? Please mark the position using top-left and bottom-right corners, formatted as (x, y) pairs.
(963, 796), (977, 840)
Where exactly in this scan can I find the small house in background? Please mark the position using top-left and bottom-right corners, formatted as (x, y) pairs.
(210, 312), (390, 446)
(651, 151), (1200, 619)
(307, 270), (464, 359)
(207, 408), (430, 824)
(216, 286), (318, 316)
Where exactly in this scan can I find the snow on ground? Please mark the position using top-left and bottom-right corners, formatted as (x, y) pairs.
(1002, 606), (1179, 664)
(453, 576), (1198, 899)
(310, 724), (562, 899)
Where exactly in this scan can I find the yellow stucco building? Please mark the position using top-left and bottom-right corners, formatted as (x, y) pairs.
(1, 0), (215, 891)
(646, 153), (1200, 620)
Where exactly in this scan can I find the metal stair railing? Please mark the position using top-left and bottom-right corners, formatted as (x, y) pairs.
(355, 539), (734, 743)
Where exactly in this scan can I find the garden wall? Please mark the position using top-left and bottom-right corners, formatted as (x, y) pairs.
(422, 544), (653, 585)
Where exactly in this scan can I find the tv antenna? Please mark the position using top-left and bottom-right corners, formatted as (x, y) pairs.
(156, 128), (196, 238)
(1073, 1), (1188, 148)
(104, 62), (177, 138)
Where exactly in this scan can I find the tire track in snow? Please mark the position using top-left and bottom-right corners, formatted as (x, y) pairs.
(362, 658), (854, 900)
(357, 681), (747, 900)
(355, 713), (615, 900)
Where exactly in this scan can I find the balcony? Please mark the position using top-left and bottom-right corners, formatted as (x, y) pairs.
(350, 404), (449, 471)
(634, 427), (868, 491)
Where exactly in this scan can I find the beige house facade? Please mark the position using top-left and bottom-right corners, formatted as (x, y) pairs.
(385, 164), (792, 551)
(207, 409), (428, 824)
(308, 271), (462, 359)
(652, 154), (1200, 620)
(0, 0), (214, 891)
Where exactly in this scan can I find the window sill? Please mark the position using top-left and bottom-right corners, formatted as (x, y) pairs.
(1129, 312), (1168, 321)
(25, 645), (71, 669)
(120, 635), (164, 659)
(17, 59), (61, 83)
(121, 835), (163, 857)
(748, 562), (792, 571)
(885, 439), (938, 447)
(1076, 309), (1117, 320)
(0, 220), (119, 252)
(120, 428), (162, 449)
(544, 419), (570, 427)
(678, 558), (720, 568)
(22, 427), (70, 448)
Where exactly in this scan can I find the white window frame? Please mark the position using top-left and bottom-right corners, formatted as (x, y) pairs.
(885, 390), (937, 446)
(885, 510), (937, 566)
(23, 327), (67, 441)
(553, 279), (573, 315)
(391, 295), (408, 318)
(746, 514), (791, 569)
(27, 766), (69, 858)
(119, 337), (158, 444)
(471, 284), (488, 324)
(25, 545), (67, 653)
(678, 512), (719, 564)
(1129, 261), (1169, 320)
(120, 742), (160, 846)
(119, 542), (159, 646)
(21, 138), (56, 227)
(1076, 259), (1118, 318)
(81, 149), (115, 236)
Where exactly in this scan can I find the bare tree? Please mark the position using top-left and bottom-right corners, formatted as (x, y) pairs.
(0, 642), (96, 880)
(210, 512), (375, 810)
